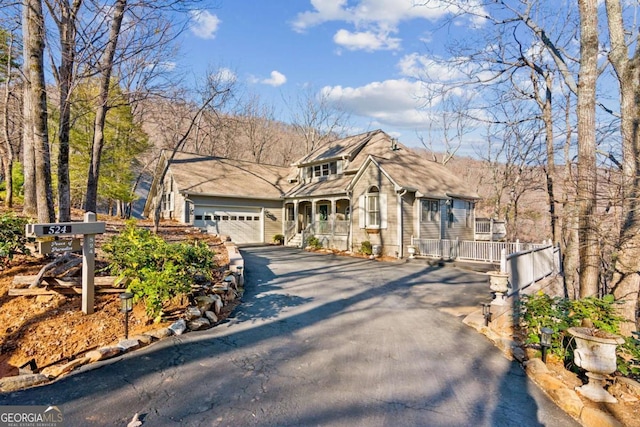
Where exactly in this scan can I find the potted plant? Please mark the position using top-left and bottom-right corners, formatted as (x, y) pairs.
(567, 327), (625, 403)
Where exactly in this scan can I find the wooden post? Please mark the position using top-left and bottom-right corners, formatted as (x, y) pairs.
(82, 212), (97, 314)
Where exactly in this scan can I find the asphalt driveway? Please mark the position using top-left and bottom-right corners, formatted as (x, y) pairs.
(0, 246), (578, 426)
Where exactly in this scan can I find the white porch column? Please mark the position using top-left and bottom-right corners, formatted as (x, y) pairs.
(330, 198), (337, 238)
(311, 200), (317, 225)
(294, 200), (299, 232)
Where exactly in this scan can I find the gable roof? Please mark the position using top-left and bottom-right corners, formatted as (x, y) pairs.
(350, 155), (480, 200)
(167, 151), (294, 199)
(289, 129), (479, 200)
(293, 129), (380, 166)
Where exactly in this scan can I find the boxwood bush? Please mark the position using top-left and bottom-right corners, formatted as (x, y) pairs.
(102, 221), (216, 321)
(0, 212), (30, 268)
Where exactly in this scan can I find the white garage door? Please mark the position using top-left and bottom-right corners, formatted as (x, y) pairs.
(194, 207), (262, 243)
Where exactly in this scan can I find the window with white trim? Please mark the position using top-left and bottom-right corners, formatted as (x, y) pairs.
(308, 161), (338, 178)
(358, 187), (387, 229)
(367, 187), (380, 226)
(421, 200), (439, 222)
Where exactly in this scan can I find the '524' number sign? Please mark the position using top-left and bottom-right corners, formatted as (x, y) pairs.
(42, 224), (73, 235)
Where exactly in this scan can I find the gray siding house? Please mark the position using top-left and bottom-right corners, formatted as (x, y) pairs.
(144, 130), (480, 258)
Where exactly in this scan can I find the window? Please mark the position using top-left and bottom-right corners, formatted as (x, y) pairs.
(421, 200), (439, 222)
(366, 186), (380, 227)
(330, 162), (337, 174)
(310, 161), (338, 178)
(214, 215), (221, 221)
(204, 215), (212, 220)
(447, 201), (454, 228)
(222, 216), (229, 220)
(195, 215), (203, 221)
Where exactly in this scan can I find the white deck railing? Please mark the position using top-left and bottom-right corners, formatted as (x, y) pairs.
(410, 237), (561, 293)
(410, 237), (547, 263)
(504, 245), (561, 295)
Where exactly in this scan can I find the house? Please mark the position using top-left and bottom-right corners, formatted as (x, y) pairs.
(144, 130), (480, 258)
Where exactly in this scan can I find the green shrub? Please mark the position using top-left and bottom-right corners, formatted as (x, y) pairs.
(0, 213), (30, 268)
(620, 333), (640, 379)
(273, 234), (285, 245)
(360, 240), (372, 255)
(102, 221), (216, 320)
(306, 235), (322, 249)
(519, 292), (624, 360)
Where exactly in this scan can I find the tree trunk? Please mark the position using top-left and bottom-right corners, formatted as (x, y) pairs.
(604, 0), (640, 335)
(21, 3), (37, 217)
(54, 0), (82, 222)
(576, 0), (600, 298)
(1, 34), (15, 208)
(28, 0), (54, 222)
(542, 74), (560, 245)
(84, 0), (127, 213)
(0, 121), (12, 209)
(562, 92), (579, 299)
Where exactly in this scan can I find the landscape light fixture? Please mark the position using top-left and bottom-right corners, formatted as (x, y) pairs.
(482, 302), (492, 327)
(540, 327), (553, 363)
(120, 292), (134, 339)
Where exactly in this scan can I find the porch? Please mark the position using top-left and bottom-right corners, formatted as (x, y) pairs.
(474, 218), (507, 241)
(284, 198), (350, 247)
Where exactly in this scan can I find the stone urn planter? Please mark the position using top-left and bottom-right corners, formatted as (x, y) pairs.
(487, 271), (510, 305)
(407, 245), (417, 258)
(567, 327), (625, 403)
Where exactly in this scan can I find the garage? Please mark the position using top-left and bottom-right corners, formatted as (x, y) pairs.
(193, 207), (262, 243)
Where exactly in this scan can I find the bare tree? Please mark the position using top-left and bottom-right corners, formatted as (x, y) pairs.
(84, 0), (127, 213)
(241, 94), (279, 164)
(45, 0), (83, 221)
(150, 73), (234, 233)
(288, 86), (350, 154)
(417, 93), (475, 165)
(575, 0), (600, 298)
(0, 26), (20, 208)
(603, 0), (640, 334)
(23, 0), (54, 222)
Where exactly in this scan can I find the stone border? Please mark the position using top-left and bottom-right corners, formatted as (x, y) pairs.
(0, 243), (245, 393)
(463, 275), (627, 427)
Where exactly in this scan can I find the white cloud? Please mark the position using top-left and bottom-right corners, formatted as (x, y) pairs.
(249, 71), (287, 87)
(293, 1), (487, 51)
(333, 29), (401, 51)
(294, 0), (453, 31)
(398, 53), (468, 81)
(321, 79), (432, 128)
(190, 10), (221, 40)
(215, 68), (237, 84)
(262, 71), (287, 87)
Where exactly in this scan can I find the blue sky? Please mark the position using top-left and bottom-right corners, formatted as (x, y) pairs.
(173, 0), (484, 153)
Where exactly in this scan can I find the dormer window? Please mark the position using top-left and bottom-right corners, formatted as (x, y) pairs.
(308, 161), (338, 178)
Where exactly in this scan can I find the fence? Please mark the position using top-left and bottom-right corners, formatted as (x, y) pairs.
(410, 237), (560, 294)
(503, 244), (561, 296)
(410, 237), (546, 263)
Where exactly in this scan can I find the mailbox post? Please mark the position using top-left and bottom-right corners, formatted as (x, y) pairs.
(82, 212), (97, 314)
(26, 212), (105, 314)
